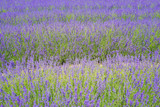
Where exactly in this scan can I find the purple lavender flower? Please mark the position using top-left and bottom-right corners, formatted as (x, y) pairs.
(9, 60), (15, 68)
(0, 53), (2, 59)
(96, 98), (100, 107)
(153, 96), (157, 104)
(84, 100), (90, 106)
(125, 97), (128, 105)
(33, 100), (38, 107)
(136, 100), (139, 106)
(140, 91), (145, 103)
(126, 89), (130, 97)
(133, 91), (140, 99)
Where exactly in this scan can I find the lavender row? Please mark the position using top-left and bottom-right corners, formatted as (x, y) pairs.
(0, 55), (160, 106)
(0, 22), (160, 67)
(1, 1), (160, 26)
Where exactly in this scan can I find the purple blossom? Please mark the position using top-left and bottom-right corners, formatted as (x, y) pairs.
(84, 100), (90, 106)
(96, 98), (101, 107)
(130, 100), (133, 106)
(126, 89), (130, 97)
(136, 100), (139, 106)
(9, 60), (15, 68)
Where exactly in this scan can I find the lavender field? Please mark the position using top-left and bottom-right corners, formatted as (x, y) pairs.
(0, 0), (160, 106)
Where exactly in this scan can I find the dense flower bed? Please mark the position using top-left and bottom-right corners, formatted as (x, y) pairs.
(0, 0), (160, 106)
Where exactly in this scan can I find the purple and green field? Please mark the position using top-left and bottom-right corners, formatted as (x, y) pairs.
(0, 0), (160, 106)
